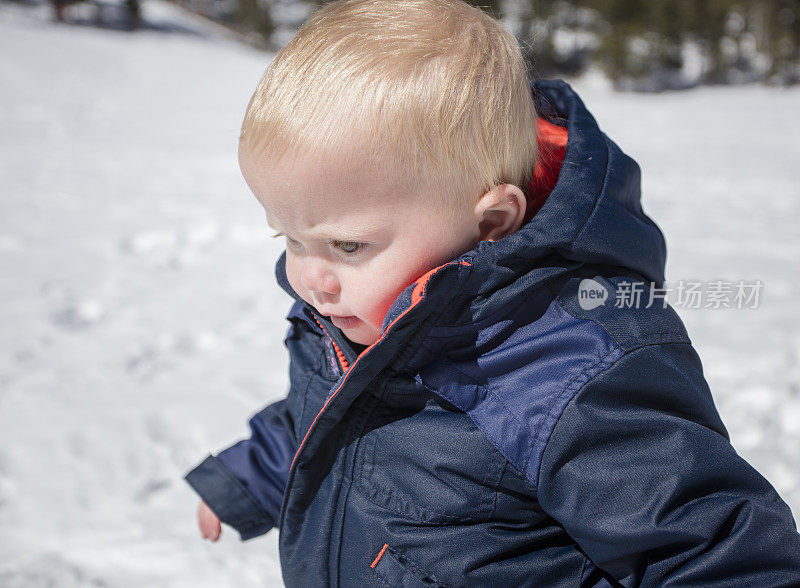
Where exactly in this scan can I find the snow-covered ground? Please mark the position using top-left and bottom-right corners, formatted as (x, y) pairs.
(1, 2), (798, 586)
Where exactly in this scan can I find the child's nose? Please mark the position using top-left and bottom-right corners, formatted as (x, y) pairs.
(300, 261), (340, 295)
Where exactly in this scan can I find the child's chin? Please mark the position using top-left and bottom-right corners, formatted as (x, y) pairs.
(343, 324), (381, 347)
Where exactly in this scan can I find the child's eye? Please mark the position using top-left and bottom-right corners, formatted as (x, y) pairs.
(331, 240), (363, 254)
(274, 232), (303, 250)
(272, 231), (296, 245)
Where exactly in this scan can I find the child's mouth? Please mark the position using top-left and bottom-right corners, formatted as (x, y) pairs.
(330, 315), (360, 329)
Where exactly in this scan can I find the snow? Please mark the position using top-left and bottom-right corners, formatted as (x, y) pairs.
(1, 2), (798, 586)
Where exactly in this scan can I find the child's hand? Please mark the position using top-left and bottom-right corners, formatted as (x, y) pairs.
(197, 500), (221, 542)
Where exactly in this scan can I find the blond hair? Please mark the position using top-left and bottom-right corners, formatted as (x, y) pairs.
(240, 0), (538, 207)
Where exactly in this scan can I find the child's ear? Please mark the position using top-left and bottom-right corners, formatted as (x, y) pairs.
(475, 184), (527, 242)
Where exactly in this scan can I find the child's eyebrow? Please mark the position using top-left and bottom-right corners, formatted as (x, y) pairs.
(307, 220), (387, 242)
(263, 213), (384, 242)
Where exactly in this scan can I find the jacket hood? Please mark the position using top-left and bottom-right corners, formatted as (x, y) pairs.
(426, 78), (667, 327)
(473, 79), (665, 291)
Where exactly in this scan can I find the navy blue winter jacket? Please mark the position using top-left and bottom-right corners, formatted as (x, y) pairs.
(185, 79), (800, 586)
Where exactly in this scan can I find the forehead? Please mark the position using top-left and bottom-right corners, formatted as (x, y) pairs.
(239, 141), (434, 230)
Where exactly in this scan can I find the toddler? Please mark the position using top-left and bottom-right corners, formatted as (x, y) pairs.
(185, 0), (800, 585)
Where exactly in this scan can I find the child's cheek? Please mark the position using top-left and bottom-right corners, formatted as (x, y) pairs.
(373, 277), (415, 326)
(284, 258), (311, 305)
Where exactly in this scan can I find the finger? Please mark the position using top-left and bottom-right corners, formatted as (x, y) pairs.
(198, 501), (214, 538)
(203, 511), (221, 541)
(208, 519), (221, 542)
(198, 501), (222, 541)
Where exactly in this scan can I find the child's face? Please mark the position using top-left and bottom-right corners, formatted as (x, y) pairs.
(239, 143), (481, 346)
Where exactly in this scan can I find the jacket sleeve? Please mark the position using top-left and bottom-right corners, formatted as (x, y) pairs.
(184, 399), (296, 541)
(537, 342), (800, 587)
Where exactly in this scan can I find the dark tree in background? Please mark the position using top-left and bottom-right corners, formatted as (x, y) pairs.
(761, 0), (800, 83)
(520, 0), (798, 88)
(585, 0), (689, 88)
(235, 0), (274, 41)
(178, 0), (799, 88)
